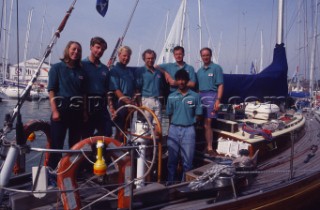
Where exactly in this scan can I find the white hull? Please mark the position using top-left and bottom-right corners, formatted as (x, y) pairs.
(1, 87), (43, 100)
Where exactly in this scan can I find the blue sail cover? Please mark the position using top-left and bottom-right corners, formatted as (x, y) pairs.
(289, 91), (310, 98)
(221, 43), (288, 104)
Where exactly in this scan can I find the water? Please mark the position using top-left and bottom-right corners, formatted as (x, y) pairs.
(0, 98), (51, 126)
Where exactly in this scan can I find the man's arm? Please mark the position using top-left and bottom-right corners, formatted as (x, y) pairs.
(155, 65), (176, 86)
(214, 84), (224, 111)
(187, 81), (196, 88)
(114, 89), (133, 105)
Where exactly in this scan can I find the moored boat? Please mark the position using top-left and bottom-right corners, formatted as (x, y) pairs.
(0, 0), (319, 210)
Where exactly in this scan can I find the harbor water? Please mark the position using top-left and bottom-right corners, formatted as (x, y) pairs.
(0, 99), (51, 124)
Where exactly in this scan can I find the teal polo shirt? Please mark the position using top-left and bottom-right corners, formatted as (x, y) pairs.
(159, 62), (196, 92)
(109, 62), (135, 97)
(82, 57), (109, 96)
(197, 62), (224, 92)
(166, 89), (202, 126)
(47, 61), (85, 97)
(135, 66), (163, 97)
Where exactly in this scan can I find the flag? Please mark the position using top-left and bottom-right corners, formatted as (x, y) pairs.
(250, 62), (256, 74)
(96, 0), (109, 17)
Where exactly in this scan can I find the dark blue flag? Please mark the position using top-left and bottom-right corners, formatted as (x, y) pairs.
(96, 0), (109, 17)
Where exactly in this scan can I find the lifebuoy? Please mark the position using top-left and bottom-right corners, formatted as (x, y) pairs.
(14, 120), (51, 174)
(57, 136), (131, 210)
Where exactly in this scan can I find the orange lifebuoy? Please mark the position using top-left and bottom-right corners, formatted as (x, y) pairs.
(14, 120), (51, 174)
(57, 136), (131, 210)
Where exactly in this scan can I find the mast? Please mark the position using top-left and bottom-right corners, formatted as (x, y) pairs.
(0, 0), (7, 84)
(179, 0), (186, 46)
(187, 13), (191, 64)
(198, 0), (202, 68)
(259, 30), (264, 72)
(22, 8), (33, 82)
(309, 0), (318, 97)
(39, 3), (47, 58)
(277, 0), (284, 44)
(3, 0), (14, 83)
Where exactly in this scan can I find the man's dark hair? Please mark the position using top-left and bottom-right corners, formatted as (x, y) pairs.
(90, 36), (107, 49)
(175, 69), (189, 82)
(142, 49), (157, 60)
(173, 46), (185, 54)
(200, 47), (212, 56)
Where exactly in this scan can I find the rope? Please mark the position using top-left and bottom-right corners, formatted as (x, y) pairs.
(188, 165), (235, 191)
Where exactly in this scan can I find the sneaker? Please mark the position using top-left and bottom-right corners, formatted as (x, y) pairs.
(208, 150), (218, 157)
(204, 149), (218, 157)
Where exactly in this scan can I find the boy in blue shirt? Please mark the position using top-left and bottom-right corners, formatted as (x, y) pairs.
(166, 69), (202, 184)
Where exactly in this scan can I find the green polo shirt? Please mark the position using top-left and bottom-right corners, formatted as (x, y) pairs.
(47, 61), (85, 97)
(135, 66), (163, 97)
(159, 62), (196, 92)
(82, 57), (109, 96)
(166, 89), (202, 126)
(109, 62), (135, 97)
(197, 62), (224, 92)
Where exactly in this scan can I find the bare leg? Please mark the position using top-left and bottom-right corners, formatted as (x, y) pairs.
(204, 118), (213, 151)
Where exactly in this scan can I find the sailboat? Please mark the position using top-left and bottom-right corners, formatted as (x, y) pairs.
(0, 5), (49, 101)
(0, 0), (320, 209)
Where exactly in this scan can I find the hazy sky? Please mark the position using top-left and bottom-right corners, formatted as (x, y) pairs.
(0, 0), (318, 79)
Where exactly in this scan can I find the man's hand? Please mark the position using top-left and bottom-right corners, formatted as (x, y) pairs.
(165, 72), (176, 86)
(52, 110), (60, 121)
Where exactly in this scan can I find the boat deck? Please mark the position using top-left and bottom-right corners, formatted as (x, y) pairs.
(156, 112), (320, 210)
(213, 113), (305, 144)
(5, 113), (320, 210)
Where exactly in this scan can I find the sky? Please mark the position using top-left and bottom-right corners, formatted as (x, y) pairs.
(0, 0), (318, 80)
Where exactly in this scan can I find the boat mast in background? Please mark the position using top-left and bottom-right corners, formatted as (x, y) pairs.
(259, 30), (264, 72)
(198, 0), (202, 68)
(277, 0), (284, 44)
(38, 3), (47, 58)
(2, 0), (13, 85)
(0, 0), (7, 85)
(22, 8), (33, 82)
(309, 0), (318, 97)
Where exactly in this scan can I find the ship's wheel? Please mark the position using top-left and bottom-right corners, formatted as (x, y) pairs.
(120, 105), (163, 182)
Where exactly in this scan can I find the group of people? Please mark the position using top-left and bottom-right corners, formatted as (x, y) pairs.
(47, 37), (224, 184)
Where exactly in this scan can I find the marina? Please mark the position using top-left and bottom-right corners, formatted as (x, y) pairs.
(0, 0), (320, 210)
